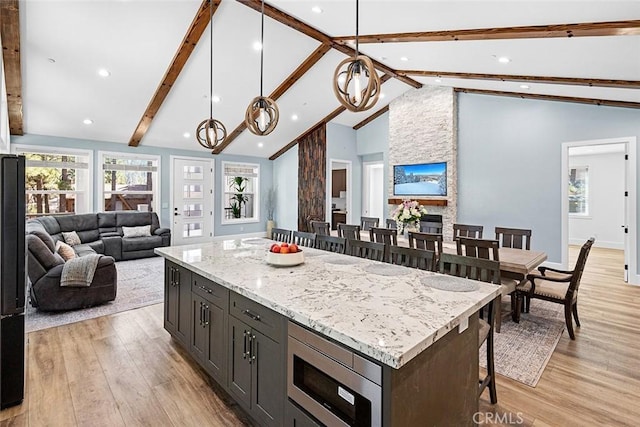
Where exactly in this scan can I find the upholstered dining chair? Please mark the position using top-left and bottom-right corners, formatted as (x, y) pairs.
(337, 223), (361, 241)
(453, 223), (483, 240)
(310, 220), (330, 236)
(456, 237), (516, 332)
(271, 228), (292, 243)
(516, 237), (595, 340)
(292, 231), (316, 248)
(315, 235), (346, 254)
(361, 216), (380, 231)
(495, 227), (532, 250)
(439, 253), (500, 404)
(408, 231), (443, 271)
(389, 246), (435, 271)
(347, 239), (385, 262)
(386, 218), (397, 229)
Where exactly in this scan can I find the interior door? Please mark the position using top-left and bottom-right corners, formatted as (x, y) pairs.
(363, 162), (384, 221)
(172, 158), (213, 245)
(624, 144), (630, 282)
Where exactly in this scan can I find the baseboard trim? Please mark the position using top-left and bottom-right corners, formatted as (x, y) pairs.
(212, 231), (268, 241)
(569, 238), (623, 250)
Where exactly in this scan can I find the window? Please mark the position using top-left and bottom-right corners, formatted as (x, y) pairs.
(222, 162), (259, 224)
(14, 146), (92, 217)
(100, 152), (160, 213)
(569, 166), (589, 215)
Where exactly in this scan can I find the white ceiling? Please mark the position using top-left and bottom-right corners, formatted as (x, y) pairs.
(19, 0), (640, 158)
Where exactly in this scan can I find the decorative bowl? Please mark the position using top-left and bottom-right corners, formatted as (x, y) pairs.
(266, 250), (305, 266)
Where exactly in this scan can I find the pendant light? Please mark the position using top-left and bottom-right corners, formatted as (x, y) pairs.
(196, 0), (227, 150)
(245, 0), (279, 136)
(333, 0), (381, 112)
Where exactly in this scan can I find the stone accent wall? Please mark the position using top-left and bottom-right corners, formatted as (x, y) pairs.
(388, 86), (457, 241)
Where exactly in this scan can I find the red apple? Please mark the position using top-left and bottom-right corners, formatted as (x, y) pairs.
(271, 245), (281, 253)
(270, 243), (279, 252)
(280, 246), (290, 254)
(289, 244), (299, 253)
(280, 243), (289, 248)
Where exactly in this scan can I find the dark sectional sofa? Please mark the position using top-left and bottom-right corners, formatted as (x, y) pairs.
(26, 211), (171, 311)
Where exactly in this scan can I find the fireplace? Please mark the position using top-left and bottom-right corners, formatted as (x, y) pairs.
(421, 214), (443, 224)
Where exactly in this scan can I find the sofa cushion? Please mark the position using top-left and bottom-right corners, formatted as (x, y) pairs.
(122, 236), (162, 252)
(117, 212), (152, 228)
(122, 225), (151, 238)
(98, 212), (118, 235)
(74, 244), (98, 258)
(77, 229), (100, 243)
(56, 214), (99, 232)
(27, 221), (57, 252)
(86, 240), (105, 254)
(55, 241), (76, 261)
(35, 216), (62, 235)
(27, 234), (65, 270)
(62, 231), (82, 246)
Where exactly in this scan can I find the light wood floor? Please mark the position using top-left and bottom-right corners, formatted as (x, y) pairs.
(1, 246), (638, 426)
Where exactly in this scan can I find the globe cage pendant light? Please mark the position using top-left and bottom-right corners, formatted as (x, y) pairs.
(196, 0), (227, 150)
(333, 0), (381, 112)
(245, 0), (279, 136)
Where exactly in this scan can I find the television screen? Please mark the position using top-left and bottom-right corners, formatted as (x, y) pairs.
(393, 162), (447, 196)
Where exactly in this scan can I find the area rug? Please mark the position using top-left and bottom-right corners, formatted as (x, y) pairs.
(26, 257), (164, 333)
(480, 299), (565, 387)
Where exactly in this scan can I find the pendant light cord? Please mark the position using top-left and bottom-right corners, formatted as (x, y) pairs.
(209, 0), (213, 119)
(355, 0), (359, 56)
(260, 0), (265, 97)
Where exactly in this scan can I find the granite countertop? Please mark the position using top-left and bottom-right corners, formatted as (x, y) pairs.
(155, 239), (501, 369)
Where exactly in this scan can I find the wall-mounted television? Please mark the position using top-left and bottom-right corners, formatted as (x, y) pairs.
(393, 162), (447, 197)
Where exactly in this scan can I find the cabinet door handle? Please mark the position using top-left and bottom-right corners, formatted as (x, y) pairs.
(203, 305), (210, 326)
(170, 267), (175, 286)
(243, 309), (261, 322)
(242, 330), (248, 359)
(199, 285), (212, 294)
(248, 334), (254, 364)
(250, 334), (256, 363)
(199, 302), (203, 326)
(175, 269), (180, 286)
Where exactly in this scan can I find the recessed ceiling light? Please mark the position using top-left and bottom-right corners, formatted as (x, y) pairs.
(258, 142), (264, 148)
(520, 84), (530, 89)
(291, 114), (299, 121)
(497, 56), (511, 64)
(47, 58), (56, 63)
(253, 41), (262, 51)
(183, 132), (191, 138)
(311, 6), (323, 13)
(212, 95), (221, 103)
(434, 78), (442, 83)
(380, 56), (387, 61)
(400, 56), (409, 62)
(98, 68), (111, 77)
(83, 119), (93, 125)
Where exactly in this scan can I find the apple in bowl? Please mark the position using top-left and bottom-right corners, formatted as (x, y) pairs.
(267, 242), (304, 266)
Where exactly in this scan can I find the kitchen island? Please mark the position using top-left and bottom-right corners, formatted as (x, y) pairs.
(156, 239), (501, 426)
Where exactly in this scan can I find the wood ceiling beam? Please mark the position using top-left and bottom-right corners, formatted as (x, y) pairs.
(1, 0), (23, 135)
(212, 43), (332, 154)
(454, 88), (640, 110)
(399, 70), (640, 89)
(353, 105), (389, 130)
(333, 20), (640, 44)
(269, 75), (392, 160)
(128, 0), (219, 147)
(235, 0), (421, 89)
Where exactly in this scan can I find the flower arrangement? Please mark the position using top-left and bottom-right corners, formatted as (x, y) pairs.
(391, 200), (427, 232)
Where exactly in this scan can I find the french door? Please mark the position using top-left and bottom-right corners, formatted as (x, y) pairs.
(171, 157), (214, 245)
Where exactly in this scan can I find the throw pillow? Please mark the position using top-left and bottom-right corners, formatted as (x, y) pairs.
(55, 240), (76, 261)
(122, 225), (152, 238)
(62, 231), (82, 246)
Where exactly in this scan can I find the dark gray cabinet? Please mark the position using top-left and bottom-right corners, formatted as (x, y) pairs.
(285, 400), (322, 427)
(228, 294), (285, 427)
(191, 276), (228, 386)
(164, 261), (191, 346)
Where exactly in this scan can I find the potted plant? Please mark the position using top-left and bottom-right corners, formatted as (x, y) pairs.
(265, 187), (276, 238)
(229, 176), (249, 218)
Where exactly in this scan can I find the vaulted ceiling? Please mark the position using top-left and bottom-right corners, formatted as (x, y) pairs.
(5, 0), (640, 159)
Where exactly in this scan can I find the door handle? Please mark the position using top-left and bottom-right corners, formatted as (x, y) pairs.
(250, 334), (256, 363)
(174, 212), (181, 216)
(199, 302), (204, 326)
(243, 309), (261, 322)
(242, 330), (249, 359)
(203, 305), (210, 326)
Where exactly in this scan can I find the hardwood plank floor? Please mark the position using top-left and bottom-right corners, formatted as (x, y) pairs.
(4, 246), (638, 426)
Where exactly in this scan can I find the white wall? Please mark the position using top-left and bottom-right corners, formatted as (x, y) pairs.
(569, 151), (625, 249)
(273, 145), (298, 230)
(357, 112), (389, 220)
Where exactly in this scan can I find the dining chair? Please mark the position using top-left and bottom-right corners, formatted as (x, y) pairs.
(271, 228), (292, 243)
(516, 237), (595, 340)
(420, 221), (443, 234)
(305, 215), (323, 233)
(310, 220), (330, 236)
(361, 216), (380, 231)
(347, 239), (385, 262)
(456, 237), (516, 333)
(408, 231), (443, 271)
(453, 223), (483, 240)
(292, 231), (316, 248)
(370, 227), (397, 262)
(389, 246), (435, 271)
(385, 218), (397, 229)
(439, 253), (500, 404)
(495, 227), (532, 250)
(337, 223), (361, 241)
(315, 235), (346, 254)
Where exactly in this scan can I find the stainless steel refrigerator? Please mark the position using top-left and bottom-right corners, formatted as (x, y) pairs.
(0, 154), (25, 409)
